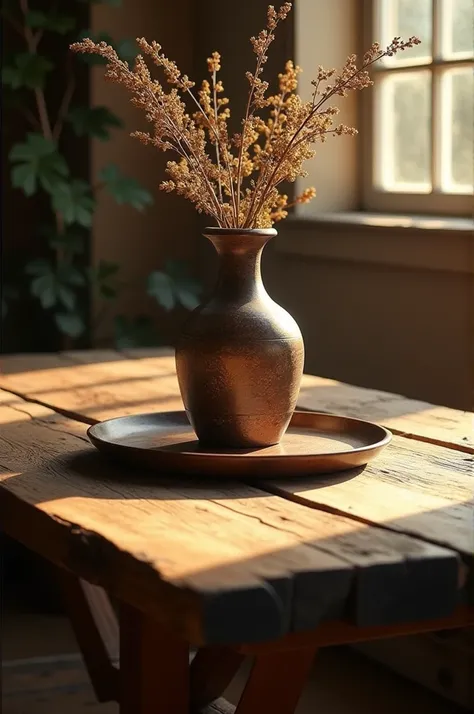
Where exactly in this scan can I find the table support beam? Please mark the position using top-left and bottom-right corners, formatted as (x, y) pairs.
(120, 603), (190, 714)
(235, 647), (317, 714)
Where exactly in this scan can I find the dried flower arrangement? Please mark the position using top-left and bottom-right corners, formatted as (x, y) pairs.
(71, 3), (420, 229)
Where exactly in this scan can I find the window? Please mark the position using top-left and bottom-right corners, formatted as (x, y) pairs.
(364, 0), (473, 216)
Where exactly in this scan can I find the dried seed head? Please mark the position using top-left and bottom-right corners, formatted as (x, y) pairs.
(70, 6), (419, 228)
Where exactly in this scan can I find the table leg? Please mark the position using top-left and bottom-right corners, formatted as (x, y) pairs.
(190, 646), (245, 710)
(235, 647), (317, 714)
(58, 571), (119, 702)
(119, 603), (189, 714)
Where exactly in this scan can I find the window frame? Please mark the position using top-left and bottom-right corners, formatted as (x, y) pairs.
(362, 0), (473, 217)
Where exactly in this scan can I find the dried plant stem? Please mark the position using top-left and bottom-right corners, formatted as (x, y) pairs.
(186, 87), (236, 225)
(244, 89), (287, 226)
(71, 4), (420, 229)
(235, 45), (268, 222)
(138, 78), (225, 223)
(246, 51), (387, 227)
(168, 115), (224, 224)
(168, 114), (224, 223)
(212, 70), (224, 206)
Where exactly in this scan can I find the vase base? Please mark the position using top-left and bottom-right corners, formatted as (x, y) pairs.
(187, 410), (292, 449)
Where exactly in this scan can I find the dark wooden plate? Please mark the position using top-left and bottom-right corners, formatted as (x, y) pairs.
(87, 410), (391, 477)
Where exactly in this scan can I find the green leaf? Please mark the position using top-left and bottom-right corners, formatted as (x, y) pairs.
(114, 315), (160, 349)
(67, 106), (123, 140)
(2, 53), (53, 89)
(100, 164), (153, 210)
(163, 260), (202, 310)
(115, 38), (139, 64)
(26, 259), (84, 311)
(57, 285), (76, 311)
(52, 180), (95, 227)
(11, 163), (37, 196)
(55, 312), (85, 338)
(75, 29), (136, 65)
(58, 264), (86, 286)
(175, 285), (200, 311)
(10, 134), (69, 196)
(31, 273), (57, 309)
(147, 271), (175, 311)
(75, 31), (114, 65)
(88, 260), (119, 299)
(26, 10), (76, 34)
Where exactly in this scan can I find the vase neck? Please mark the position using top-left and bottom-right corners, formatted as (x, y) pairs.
(205, 230), (274, 302)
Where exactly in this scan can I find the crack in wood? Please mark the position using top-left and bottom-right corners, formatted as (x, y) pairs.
(0, 385), (97, 426)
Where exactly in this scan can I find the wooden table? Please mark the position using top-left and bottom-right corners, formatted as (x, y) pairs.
(0, 349), (472, 714)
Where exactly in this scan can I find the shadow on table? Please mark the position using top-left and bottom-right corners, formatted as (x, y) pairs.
(0, 394), (472, 645)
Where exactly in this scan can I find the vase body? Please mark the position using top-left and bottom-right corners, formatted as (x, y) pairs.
(175, 227), (304, 448)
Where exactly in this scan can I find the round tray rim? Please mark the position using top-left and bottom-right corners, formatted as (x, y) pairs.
(87, 409), (392, 461)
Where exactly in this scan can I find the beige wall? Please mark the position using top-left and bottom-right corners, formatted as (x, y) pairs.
(91, 0), (198, 342)
(264, 236), (473, 410)
(295, 0), (359, 213)
(92, 0), (473, 410)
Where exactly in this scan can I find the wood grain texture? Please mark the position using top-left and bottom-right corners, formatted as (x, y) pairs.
(264, 434), (473, 561)
(0, 393), (464, 640)
(299, 373), (473, 453)
(1, 353), (470, 567)
(1, 349), (471, 453)
(0, 350), (182, 421)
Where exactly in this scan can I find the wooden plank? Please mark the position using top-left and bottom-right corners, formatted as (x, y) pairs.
(1, 356), (470, 566)
(0, 352), (70, 374)
(78, 349), (474, 453)
(264, 433), (473, 564)
(2, 350), (471, 454)
(299, 373), (473, 453)
(0, 351), (183, 421)
(1, 354), (471, 615)
(0, 394), (462, 640)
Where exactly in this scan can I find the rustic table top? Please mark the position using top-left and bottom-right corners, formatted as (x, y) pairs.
(0, 349), (472, 646)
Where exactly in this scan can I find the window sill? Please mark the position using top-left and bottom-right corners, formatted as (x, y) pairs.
(276, 213), (474, 274)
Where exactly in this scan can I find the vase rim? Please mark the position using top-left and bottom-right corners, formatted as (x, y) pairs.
(203, 226), (277, 237)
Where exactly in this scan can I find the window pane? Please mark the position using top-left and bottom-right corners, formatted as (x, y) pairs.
(376, 72), (432, 192)
(442, 0), (474, 57)
(441, 69), (474, 192)
(379, 0), (432, 63)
